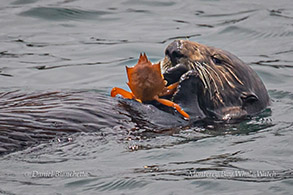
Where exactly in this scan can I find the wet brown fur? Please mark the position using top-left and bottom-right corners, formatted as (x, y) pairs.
(162, 40), (270, 121)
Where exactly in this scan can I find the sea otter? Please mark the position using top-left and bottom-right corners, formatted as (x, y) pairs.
(0, 40), (271, 154)
(160, 40), (270, 122)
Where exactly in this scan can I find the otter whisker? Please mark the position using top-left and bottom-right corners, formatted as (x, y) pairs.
(193, 61), (222, 101)
(161, 57), (172, 72)
(195, 62), (212, 97)
(199, 62), (219, 98)
(191, 61), (214, 98)
(220, 63), (243, 86)
(201, 65), (224, 104)
(187, 61), (196, 70)
(218, 68), (236, 88)
(216, 92), (224, 104)
(190, 61), (209, 91)
(201, 67), (212, 96)
(226, 66), (244, 85)
(203, 62), (224, 90)
(195, 66), (208, 89)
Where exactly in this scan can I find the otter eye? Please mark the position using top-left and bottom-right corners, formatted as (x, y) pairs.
(212, 56), (222, 65)
(165, 49), (170, 56)
(172, 50), (184, 59)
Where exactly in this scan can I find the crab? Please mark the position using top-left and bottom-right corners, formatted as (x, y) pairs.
(111, 53), (190, 119)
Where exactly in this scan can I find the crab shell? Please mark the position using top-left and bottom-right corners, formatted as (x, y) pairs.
(126, 53), (166, 102)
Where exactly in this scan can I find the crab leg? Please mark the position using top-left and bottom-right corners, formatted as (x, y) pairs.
(155, 97), (190, 119)
(166, 82), (179, 90)
(165, 82), (179, 96)
(159, 82), (179, 96)
(111, 87), (135, 99)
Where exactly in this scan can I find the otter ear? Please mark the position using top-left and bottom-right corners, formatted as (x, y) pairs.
(241, 92), (258, 106)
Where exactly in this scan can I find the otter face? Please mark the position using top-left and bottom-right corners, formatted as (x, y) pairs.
(161, 40), (270, 120)
(162, 40), (246, 89)
(163, 39), (219, 69)
(162, 40), (246, 104)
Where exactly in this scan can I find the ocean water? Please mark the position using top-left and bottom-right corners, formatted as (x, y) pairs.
(0, 0), (293, 194)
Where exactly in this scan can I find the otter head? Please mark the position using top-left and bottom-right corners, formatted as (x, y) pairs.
(161, 40), (270, 121)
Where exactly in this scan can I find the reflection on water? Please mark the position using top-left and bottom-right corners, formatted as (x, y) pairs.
(0, 0), (293, 194)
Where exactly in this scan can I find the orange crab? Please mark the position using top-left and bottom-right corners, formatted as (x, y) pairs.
(111, 53), (190, 119)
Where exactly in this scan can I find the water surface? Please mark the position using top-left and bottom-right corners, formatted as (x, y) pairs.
(0, 0), (293, 194)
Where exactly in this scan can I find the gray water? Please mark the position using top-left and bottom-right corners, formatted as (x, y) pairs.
(1, 0), (293, 194)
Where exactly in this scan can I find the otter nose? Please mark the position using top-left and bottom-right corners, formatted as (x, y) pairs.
(165, 40), (184, 65)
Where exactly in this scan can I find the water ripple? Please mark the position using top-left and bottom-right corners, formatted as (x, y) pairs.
(202, 9), (258, 17)
(134, 151), (293, 182)
(19, 7), (111, 21)
(12, 0), (38, 5)
(86, 34), (201, 45)
(31, 57), (133, 70)
(218, 25), (293, 41)
(269, 9), (293, 19)
(91, 178), (148, 191)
